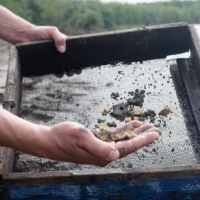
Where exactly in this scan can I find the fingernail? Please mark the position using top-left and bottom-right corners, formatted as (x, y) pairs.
(108, 150), (119, 161)
(58, 45), (66, 53)
(145, 128), (162, 135)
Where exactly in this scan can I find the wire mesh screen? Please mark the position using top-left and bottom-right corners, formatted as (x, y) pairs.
(14, 59), (200, 172)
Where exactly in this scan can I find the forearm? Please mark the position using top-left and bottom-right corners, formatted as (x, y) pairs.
(0, 5), (34, 44)
(0, 108), (50, 157)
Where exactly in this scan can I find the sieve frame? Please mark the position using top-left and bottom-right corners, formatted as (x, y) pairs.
(2, 23), (200, 199)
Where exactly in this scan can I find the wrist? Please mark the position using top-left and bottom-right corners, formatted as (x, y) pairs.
(28, 125), (51, 158)
(0, 23), (34, 45)
(0, 5), (35, 44)
(0, 108), (51, 157)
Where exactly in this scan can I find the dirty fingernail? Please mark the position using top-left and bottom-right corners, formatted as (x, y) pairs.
(58, 45), (66, 53)
(108, 149), (119, 161)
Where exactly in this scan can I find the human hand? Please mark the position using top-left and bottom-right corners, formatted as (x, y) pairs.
(112, 121), (160, 159)
(26, 25), (82, 78)
(43, 121), (160, 166)
(26, 26), (67, 53)
(0, 6), (81, 77)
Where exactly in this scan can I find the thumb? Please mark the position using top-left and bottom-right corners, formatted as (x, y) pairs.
(47, 27), (67, 53)
(93, 140), (120, 161)
(79, 131), (120, 161)
(107, 148), (120, 161)
(55, 36), (67, 53)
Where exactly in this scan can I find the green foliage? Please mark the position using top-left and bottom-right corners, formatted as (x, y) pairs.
(1, 0), (200, 35)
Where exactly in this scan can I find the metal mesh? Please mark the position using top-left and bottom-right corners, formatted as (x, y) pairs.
(14, 58), (200, 172)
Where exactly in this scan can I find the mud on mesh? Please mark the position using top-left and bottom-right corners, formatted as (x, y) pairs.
(14, 59), (200, 172)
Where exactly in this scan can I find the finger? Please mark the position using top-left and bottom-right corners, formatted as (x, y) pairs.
(76, 128), (119, 161)
(54, 145), (110, 166)
(69, 146), (110, 166)
(110, 120), (142, 135)
(66, 71), (75, 77)
(54, 73), (64, 78)
(127, 120), (143, 128)
(115, 131), (160, 158)
(74, 69), (82, 75)
(134, 123), (154, 134)
(55, 70), (81, 78)
(144, 127), (161, 135)
(47, 27), (67, 53)
(52, 122), (111, 166)
(62, 151), (110, 166)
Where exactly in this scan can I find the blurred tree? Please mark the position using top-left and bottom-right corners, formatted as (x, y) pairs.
(1, 0), (200, 35)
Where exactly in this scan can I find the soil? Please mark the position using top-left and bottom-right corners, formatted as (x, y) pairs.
(100, 89), (157, 127)
(94, 124), (137, 142)
(102, 107), (112, 115)
(133, 106), (143, 115)
(109, 89), (146, 122)
(98, 123), (108, 131)
(13, 58), (200, 172)
(159, 107), (171, 116)
(124, 116), (132, 122)
(110, 102), (133, 121)
(106, 121), (117, 127)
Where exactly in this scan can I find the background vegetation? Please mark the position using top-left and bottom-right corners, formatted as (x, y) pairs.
(0, 0), (200, 35)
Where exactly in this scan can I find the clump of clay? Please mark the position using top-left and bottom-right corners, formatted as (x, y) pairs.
(143, 109), (156, 117)
(94, 124), (137, 142)
(111, 92), (120, 100)
(110, 103), (133, 121)
(102, 107), (112, 115)
(111, 124), (137, 141)
(124, 117), (132, 122)
(133, 106), (143, 115)
(143, 109), (156, 123)
(110, 89), (146, 122)
(99, 123), (108, 131)
(134, 116), (139, 120)
(104, 89), (171, 126)
(127, 89), (145, 107)
(95, 131), (112, 142)
(159, 107), (170, 116)
(107, 121), (117, 127)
